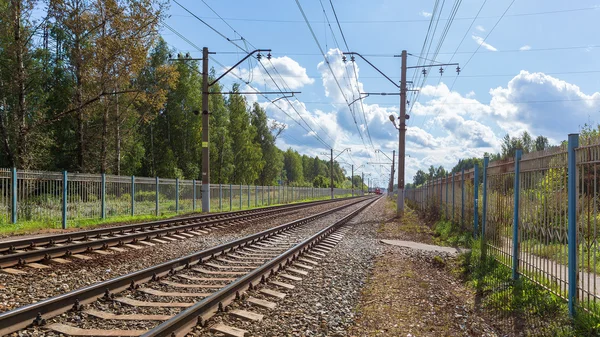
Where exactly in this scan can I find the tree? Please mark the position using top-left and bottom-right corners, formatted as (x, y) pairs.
(283, 148), (303, 183)
(413, 169), (427, 186)
(227, 85), (263, 184)
(251, 102), (282, 185)
(534, 135), (549, 152)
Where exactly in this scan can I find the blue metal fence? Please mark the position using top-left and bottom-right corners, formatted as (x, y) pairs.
(0, 169), (356, 228)
(406, 132), (600, 319)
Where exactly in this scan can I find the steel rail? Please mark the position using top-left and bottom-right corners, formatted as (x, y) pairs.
(0, 196), (374, 336)
(144, 196), (380, 337)
(0, 197), (364, 268)
(0, 197), (358, 253)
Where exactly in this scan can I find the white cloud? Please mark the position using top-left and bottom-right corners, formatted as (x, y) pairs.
(420, 11), (432, 17)
(475, 25), (485, 32)
(488, 70), (600, 141)
(237, 56), (314, 90)
(519, 45), (531, 51)
(471, 35), (498, 52)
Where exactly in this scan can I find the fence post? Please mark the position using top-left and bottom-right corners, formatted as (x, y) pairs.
(192, 179), (196, 211)
(255, 185), (258, 207)
(101, 173), (106, 219)
(482, 157), (489, 250)
(452, 173), (455, 221)
(512, 149), (522, 281)
(268, 185), (270, 205)
(155, 177), (160, 216)
(175, 178), (179, 213)
(248, 185), (250, 209)
(439, 178), (443, 217)
(239, 184), (242, 210)
(474, 164), (479, 238)
(219, 183), (222, 212)
(229, 184), (233, 211)
(461, 168), (465, 227)
(131, 175), (135, 216)
(568, 134), (579, 317)
(11, 167), (17, 224)
(445, 173), (449, 220)
(62, 170), (68, 229)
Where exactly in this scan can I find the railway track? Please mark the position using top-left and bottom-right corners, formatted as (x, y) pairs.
(0, 196), (378, 336)
(0, 197), (362, 269)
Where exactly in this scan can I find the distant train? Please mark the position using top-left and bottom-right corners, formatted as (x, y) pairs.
(368, 187), (383, 194)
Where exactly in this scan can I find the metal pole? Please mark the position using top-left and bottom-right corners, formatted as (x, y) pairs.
(397, 50), (407, 215)
(391, 150), (395, 195)
(101, 173), (106, 219)
(474, 164), (479, 238)
(445, 173), (449, 219)
(568, 134), (579, 316)
(461, 169), (465, 227)
(239, 183), (242, 210)
(131, 175), (135, 216)
(219, 183), (222, 211)
(512, 149), (522, 281)
(255, 185), (258, 207)
(229, 184), (232, 211)
(155, 176), (159, 216)
(248, 185), (251, 208)
(330, 148), (334, 199)
(201, 47), (211, 212)
(175, 178), (179, 213)
(362, 172), (364, 196)
(482, 157), (489, 253)
(351, 165), (354, 197)
(192, 179), (196, 211)
(11, 167), (17, 224)
(452, 173), (455, 221)
(62, 170), (67, 229)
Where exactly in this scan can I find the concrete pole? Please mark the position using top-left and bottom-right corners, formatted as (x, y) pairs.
(201, 47), (211, 212)
(397, 50), (407, 215)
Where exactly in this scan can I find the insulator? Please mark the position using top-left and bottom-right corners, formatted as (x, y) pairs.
(350, 55), (355, 62)
(422, 69), (427, 75)
(456, 66), (461, 74)
(439, 67), (444, 75)
(185, 52), (190, 58)
(257, 53), (262, 60)
(267, 52), (272, 60)
(342, 55), (347, 63)
(407, 100), (410, 106)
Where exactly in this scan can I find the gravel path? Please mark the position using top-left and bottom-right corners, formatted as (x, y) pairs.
(195, 197), (386, 337)
(0, 199), (359, 313)
(16, 199), (373, 336)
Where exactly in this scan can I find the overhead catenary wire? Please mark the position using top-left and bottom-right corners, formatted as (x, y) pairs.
(171, 0), (334, 149)
(294, 0), (373, 156)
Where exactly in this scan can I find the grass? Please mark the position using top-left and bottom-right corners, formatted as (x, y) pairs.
(432, 219), (473, 248)
(0, 194), (355, 236)
(455, 240), (600, 336)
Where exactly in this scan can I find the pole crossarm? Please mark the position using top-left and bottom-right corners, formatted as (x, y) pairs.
(333, 148), (351, 160)
(208, 91), (301, 95)
(349, 93), (369, 105)
(360, 92), (399, 96)
(406, 62), (459, 69)
(375, 149), (393, 162)
(342, 52), (400, 88)
(209, 49), (272, 86)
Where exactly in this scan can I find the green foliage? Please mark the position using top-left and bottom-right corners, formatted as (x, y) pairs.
(433, 220), (472, 248)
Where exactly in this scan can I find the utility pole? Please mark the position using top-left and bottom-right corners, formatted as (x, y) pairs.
(330, 148), (334, 199)
(171, 48), (298, 213)
(351, 164), (354, 197)
(397, 50), (407, 214)
(362, 172), (364, 195)
(201, 47), (210, 213)
(390, 150), (395, 196)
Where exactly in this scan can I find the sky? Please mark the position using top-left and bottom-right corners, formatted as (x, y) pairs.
(162, 0), (600, 188)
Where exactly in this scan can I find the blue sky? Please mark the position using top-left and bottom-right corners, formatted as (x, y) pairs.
(162, 0), (600, 188)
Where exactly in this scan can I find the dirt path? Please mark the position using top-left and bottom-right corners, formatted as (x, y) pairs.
(348, 201), (498, 336)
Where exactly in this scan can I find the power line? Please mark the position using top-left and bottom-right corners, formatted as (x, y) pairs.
(173, 0), (334, 149)
(169, 5), (599, 24)
(294, 0), (370, 152)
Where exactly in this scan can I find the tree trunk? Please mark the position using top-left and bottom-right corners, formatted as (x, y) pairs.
(101, 99), (108, 173)
(12, 0), (27, 168)
(115, 91), (121, 175)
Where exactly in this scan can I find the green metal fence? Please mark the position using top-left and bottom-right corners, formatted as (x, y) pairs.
(1, 169), (357, 228)
(406, 132), (600, 319)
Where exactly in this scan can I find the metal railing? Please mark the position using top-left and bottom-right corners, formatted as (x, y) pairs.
(0, 169), (358, 228)
(405, 132), (600, 319)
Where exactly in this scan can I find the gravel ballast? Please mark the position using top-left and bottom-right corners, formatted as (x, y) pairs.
(0, 198), (361, 313)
